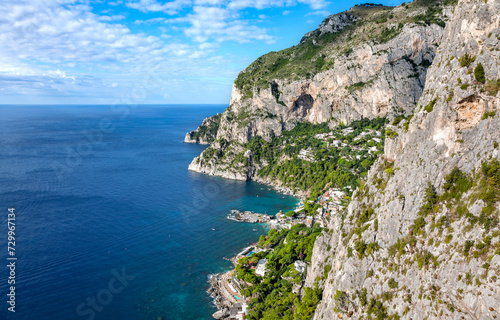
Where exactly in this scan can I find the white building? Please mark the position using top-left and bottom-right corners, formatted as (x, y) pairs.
(342, 127), (354, 135)
(294, 261), (307, 274)
(255, 259), (268, 277)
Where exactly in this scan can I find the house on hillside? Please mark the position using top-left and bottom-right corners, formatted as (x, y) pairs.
(255, 259), (268, 277)
(294, 260), (307, 274)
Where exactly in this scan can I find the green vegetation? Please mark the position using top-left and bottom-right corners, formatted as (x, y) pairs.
(474, 63), (486, 84)
(237, 225), (324, 320)
(385, 128), (398, 138)
(367, 298), (389, 320)
(245, 118), (387, 208)
(234, 31), (345, 98)
(389, 161), (498, 274)
(271, 81), (286, 106)
(285, 210), (297, 218)
(469, 159), (500, 231)
(233, 0), (453, 99)
(442, 167), (473, 201)
(333, 290), (349, 313)
(416, 251), (438, 269)
(388, 278), (398, 289)
(485, 79), (500, 96)
(459, 53), (476, 67)
(463, 240), (474, 256)
(412, 5), (445, 27)
(188, 113), (221, 143)
(207, 1), (468, 318)
(483, 111), (496, 120)
(403, 115), (413, 132)
(346, 80), (374, 93)
(377, 25), (402, 44)
(423, 98), (438, 113)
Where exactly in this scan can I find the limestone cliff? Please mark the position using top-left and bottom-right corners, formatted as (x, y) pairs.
(188, 1), (452, 184)
(184, 113), (221, 144)
(307, 0), (500, 319)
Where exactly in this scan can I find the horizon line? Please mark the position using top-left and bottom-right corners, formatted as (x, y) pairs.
(0, 103), (229, 106)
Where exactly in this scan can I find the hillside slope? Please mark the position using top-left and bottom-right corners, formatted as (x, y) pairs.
(307, 0), (500, 319)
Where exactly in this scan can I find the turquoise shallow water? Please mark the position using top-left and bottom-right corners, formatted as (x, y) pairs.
(0, 105), (299, 320)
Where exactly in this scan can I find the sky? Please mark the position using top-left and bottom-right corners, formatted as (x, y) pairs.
(0, 0), (407, 105)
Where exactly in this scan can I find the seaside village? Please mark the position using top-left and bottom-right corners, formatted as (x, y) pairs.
(207, 122), (386, 319)
(209, 187), (346, 319)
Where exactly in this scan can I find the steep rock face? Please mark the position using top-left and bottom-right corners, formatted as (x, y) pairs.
(309, 1), (500, 319)
(217, 23), (442, 145)
(189, 3), (450, 181)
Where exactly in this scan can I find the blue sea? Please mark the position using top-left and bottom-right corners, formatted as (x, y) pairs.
(0, 105), (299, 320)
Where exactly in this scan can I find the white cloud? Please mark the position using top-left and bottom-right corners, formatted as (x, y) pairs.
(301, 0), (327, 10)
(98, 14), (127, 21)
(134, 17), (166, 24)
(305, 10), (330, 16)
(0, 0), (331, 103)
(227, 0), (327, 10)
(126, 0), (191, 15)
(0, 0), (243, 101)
(282, 10), (291, 15)
(194, 0), (225, 4)
(174, 6), (275, 43)
(47, 69), (77, 81)
(198, 42), (219, 50)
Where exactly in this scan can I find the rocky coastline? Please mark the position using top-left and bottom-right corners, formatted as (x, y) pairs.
(206, 247), (253, 320)
(252, 176), (306, 200)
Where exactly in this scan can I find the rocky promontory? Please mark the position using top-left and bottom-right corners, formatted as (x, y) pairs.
(183, 113), (221, 144)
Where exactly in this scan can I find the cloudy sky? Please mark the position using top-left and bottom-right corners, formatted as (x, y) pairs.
(0, 0), (405, 105)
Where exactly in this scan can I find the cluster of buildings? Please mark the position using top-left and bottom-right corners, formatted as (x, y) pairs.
(296, 128), (383, 163)
(228, 303), (247, 319)
(319, 188), (345, 207)
(268, 188), (345, 230)
(217, 187), (347, 319)
(298, 148), (315, 161)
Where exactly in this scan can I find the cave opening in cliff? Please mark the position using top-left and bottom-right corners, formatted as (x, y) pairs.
(292, 93), (314, 117)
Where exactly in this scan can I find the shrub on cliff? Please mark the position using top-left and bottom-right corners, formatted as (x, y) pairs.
(485, 79), (500, 96)
(459, 53), (475, 67)
(474, 63), (486, 84)
(385, 128), (398, 138)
